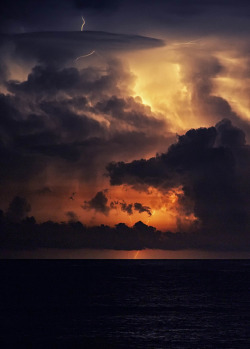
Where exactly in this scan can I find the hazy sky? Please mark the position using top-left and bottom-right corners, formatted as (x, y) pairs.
(0, 0), (250, 258)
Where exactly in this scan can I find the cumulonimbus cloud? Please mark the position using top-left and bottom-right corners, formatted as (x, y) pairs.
(107, 119), (250, 235)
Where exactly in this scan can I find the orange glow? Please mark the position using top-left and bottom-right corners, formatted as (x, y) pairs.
(18, 180), (198, 232)
(3, 36), (249, 234)
(30, 182), (197, 231)
(123, 46), (196, 132)
(2, 248), (250, 259)
(133, 251), (140, 259)
(119, 36), (250, 135)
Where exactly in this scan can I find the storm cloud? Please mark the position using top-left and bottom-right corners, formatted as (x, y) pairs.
(179, 52), (250, 141)
(82, 190), (110, 216)
(0, 203), (249, 252)
(107, 119), (250, 235)
(0, 31), (164, 65)
(134, 203), (152, 216)
(0, 59), (172, 202)
(1, 0), (250, 256)
(113, 201), (152, 216)
(6, 196), (31, 222)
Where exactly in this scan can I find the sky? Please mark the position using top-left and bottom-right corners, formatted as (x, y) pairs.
(0, 0), (250, 258)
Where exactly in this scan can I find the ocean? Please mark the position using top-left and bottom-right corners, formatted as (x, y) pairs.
(0, 260), (249, 348)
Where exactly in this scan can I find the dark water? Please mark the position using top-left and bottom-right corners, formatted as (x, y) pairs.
(0, 260), (249, 348)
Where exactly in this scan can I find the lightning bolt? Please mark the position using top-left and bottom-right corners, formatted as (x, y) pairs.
(75, 50), (96, 62)
(81, 16), (85, 31)
(134, 251), (140, 259)
(76, 16), (101, 63)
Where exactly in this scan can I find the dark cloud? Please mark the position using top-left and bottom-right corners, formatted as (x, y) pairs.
(0, 31), (164, 64)
(7, 62), (131, 100)
(110, 200), (118, 209)
(134, 203), (152, 216)
(74, 0), (122, 12)
(82, 190), (110, 216)
(0, 60), (8, 85)
(216, 119), (246, 148)
(120, 202), (133, 215)
(69, 192), (76, 200)
(111, 200), (152, 216)
(0, 0), (122, 32)
(6, 196), (31, 222)
(66, 211), (78, 222)
(0, 60), (172, 192)
(107, 119), (250, 235)
(36, 187), (52, 195)
(95, 96), (166, 131)
(2, 0), (250, 36)
(0, 213), (249, 252)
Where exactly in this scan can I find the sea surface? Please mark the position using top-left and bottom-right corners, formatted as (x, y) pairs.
(0, 260), (249, 348)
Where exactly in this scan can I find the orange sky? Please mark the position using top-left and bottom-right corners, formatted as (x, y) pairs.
(2, 248), (250, 259)
(1, 35), (250, 233)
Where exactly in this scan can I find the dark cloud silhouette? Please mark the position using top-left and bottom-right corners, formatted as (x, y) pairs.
(134, 203), (152, 216)
(95, 95), (166, 132)
(0, 60), (172, 192)
(107, 119), (250, 235)
(0, 212), (249, 252)
(0, 31), (164, 64)
(110, 200), (119, 209)
(0, 60), (8, 85)
(6, 196), (31, 222)
(69, 192), (76, 200)
(66, 211), (78, 222)
(111, 200), (152, 216)
(216, 119), (246, 148)
(7, 62), (132, 99)
(120, 202), (133, 215)
(82, 190), (110, 215)
(36, 187), (52, 195)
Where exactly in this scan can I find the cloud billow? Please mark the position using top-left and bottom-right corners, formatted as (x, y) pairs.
(120, 202), (133, 215)
(0, 60), (171, 191)
(82, 190), (110, 216)
(107, 119), (250, 235)
(134, 203), (152, 216)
